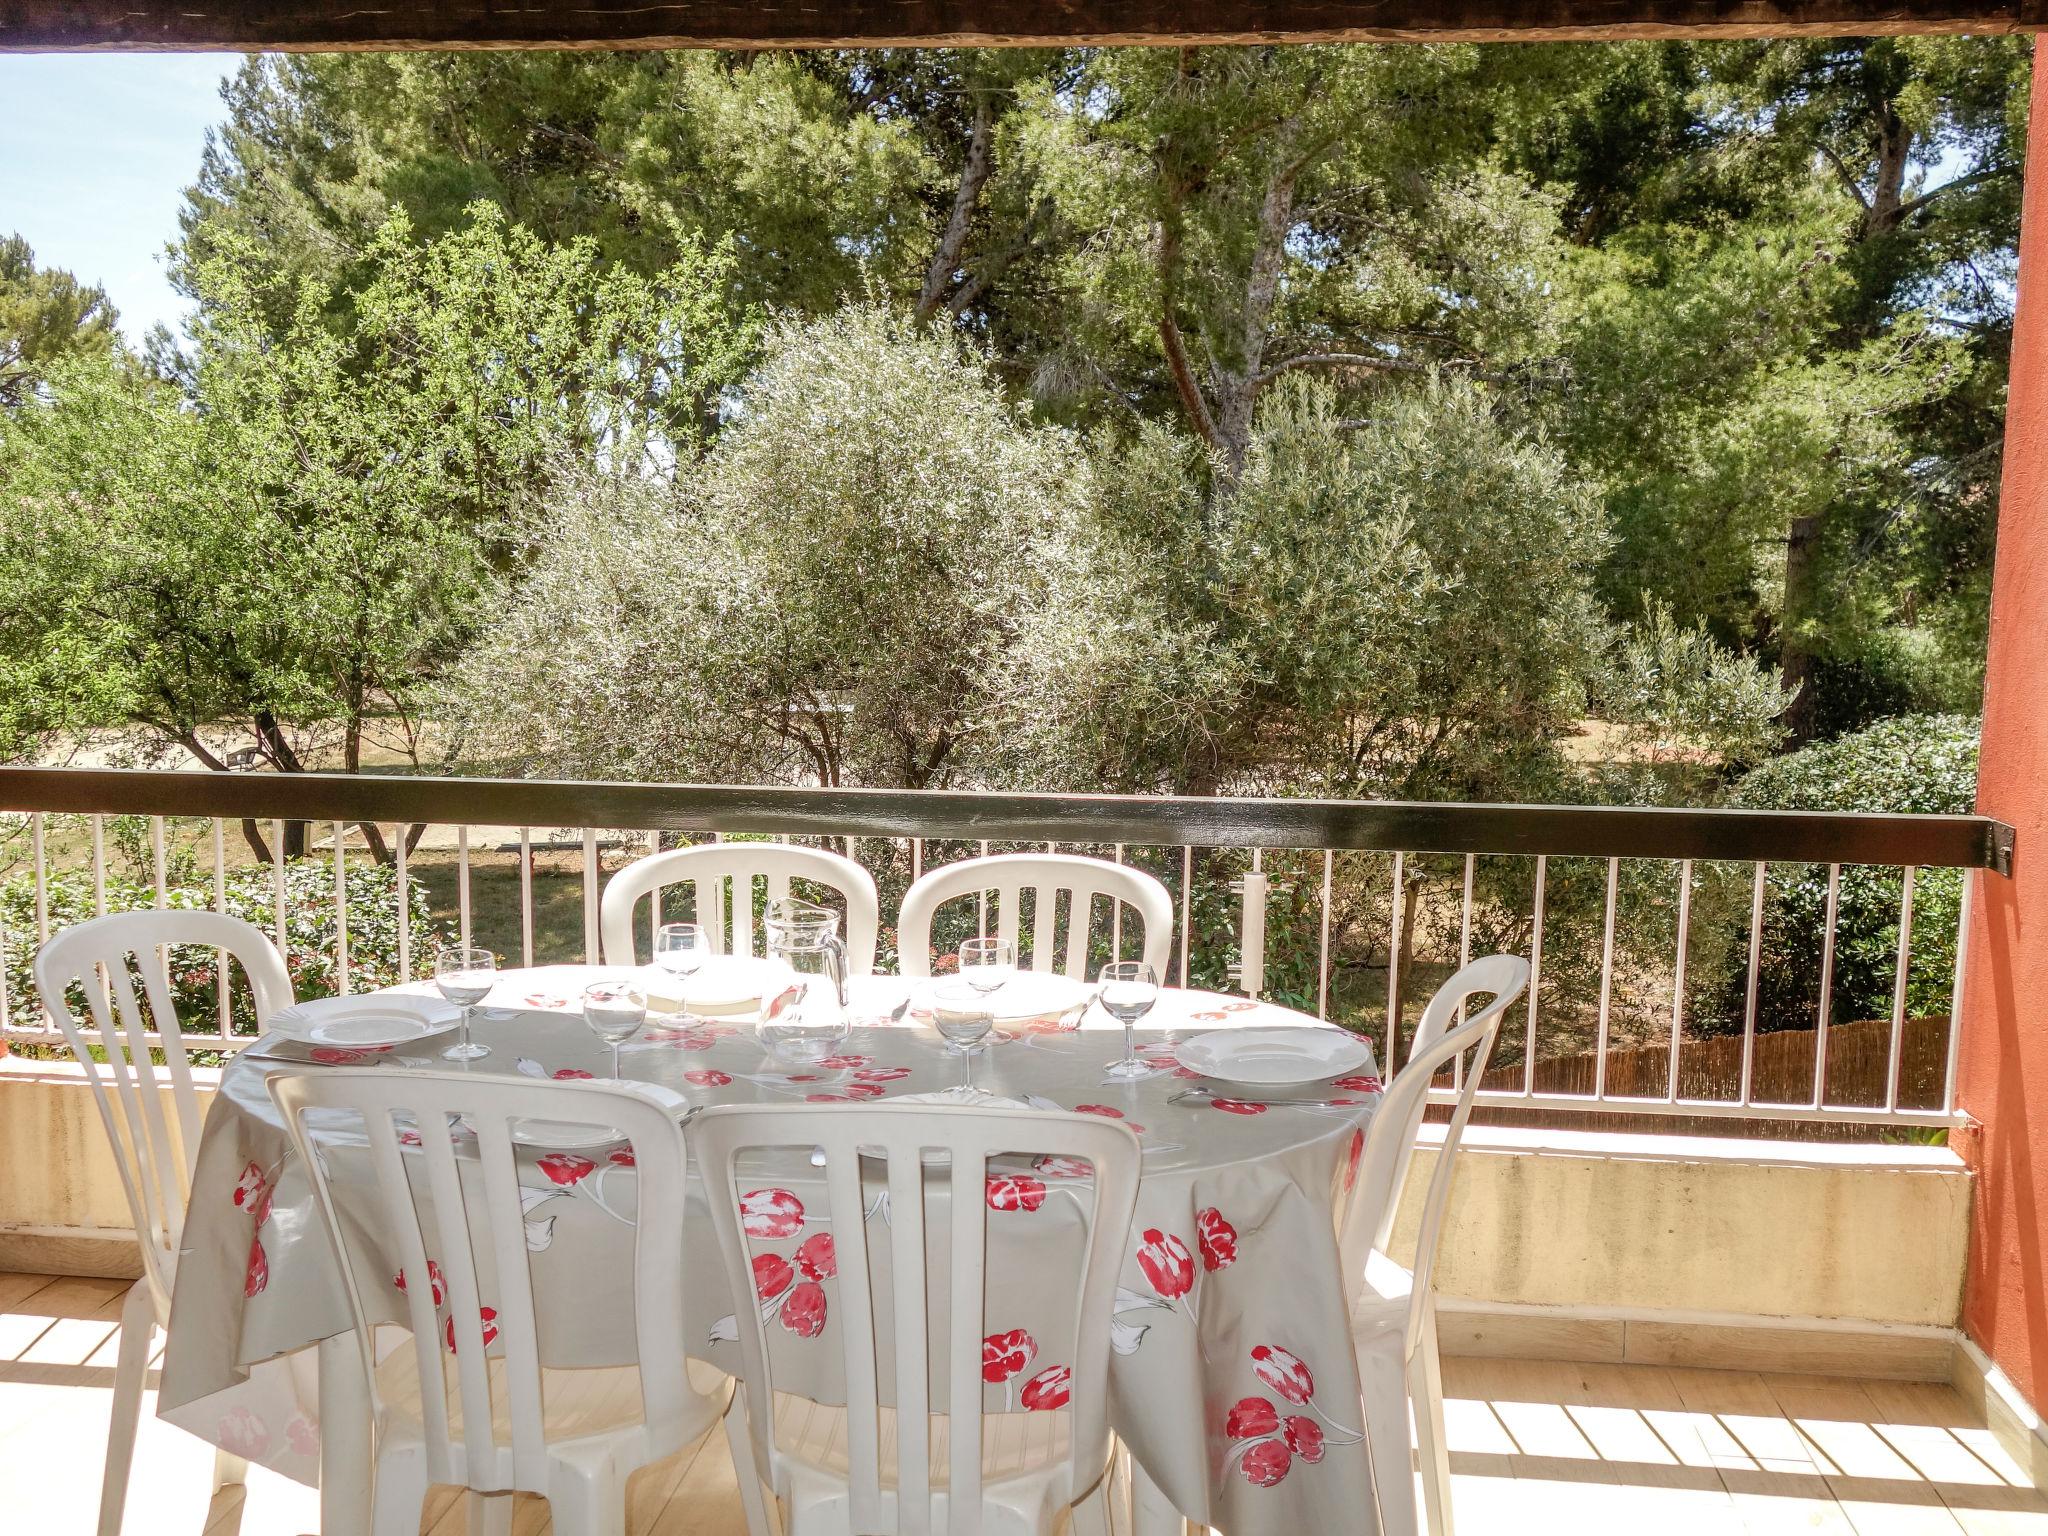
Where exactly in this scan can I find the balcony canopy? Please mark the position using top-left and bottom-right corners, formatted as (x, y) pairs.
(0, 0), (2038, 51)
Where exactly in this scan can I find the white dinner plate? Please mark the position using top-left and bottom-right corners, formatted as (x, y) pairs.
(510, 1118), (625, 1149)
(267, 995), (462, 1048)
(643, 954), (782, 1015)
(908, 972), (1090, 1025)
(1174, 1027), (1371, 1086)
(892, 1090), (1037, 1110)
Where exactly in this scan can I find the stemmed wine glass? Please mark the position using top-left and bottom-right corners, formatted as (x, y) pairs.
(582, 979), (648, 1079)
(653, 922), (707, 1020)
(436, 945), (497, 1062)
(959, 937), (1016, 1001)
(1099, 960), (1158, 1080)
(931, 978), (997, 1102)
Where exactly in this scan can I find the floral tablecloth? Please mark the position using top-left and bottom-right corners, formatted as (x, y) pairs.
(160, 970), (1381, 1534)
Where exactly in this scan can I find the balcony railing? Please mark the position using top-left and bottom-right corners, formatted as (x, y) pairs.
(0, 766), (2013, 1132)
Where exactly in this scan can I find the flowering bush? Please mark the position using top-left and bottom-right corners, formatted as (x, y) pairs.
(6, 859), (447, 1044)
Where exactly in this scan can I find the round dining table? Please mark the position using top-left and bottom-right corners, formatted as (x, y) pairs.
(158, 966), (1383, 1536)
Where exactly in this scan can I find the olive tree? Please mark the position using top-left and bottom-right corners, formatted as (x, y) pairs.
(455, 305), (1093, 788)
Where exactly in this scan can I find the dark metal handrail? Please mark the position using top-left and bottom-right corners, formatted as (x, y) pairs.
(0, 768), (2013, 872)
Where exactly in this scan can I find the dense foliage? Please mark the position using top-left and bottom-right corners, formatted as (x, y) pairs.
(9, 859), (445, 1038)
(1700, 713), (1981, 1037)
(0, 203), (751, 855)
(0, 235), (116, 410)
(143, 39), (2020, 752)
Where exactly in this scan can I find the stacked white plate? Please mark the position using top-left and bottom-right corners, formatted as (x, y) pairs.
(642, 953), (783, 1016)
(1173, 1027), (1371, 1086)
(265, 995), (463, 1049)
(906, 972), (1091, 1025)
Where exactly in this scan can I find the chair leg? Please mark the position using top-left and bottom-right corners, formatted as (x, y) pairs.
(548, 1466), (627, 1536)
(467, 1490), (516, 1536)
(1359, 1339), (1419, 1536)
(98, 1279), (153, 1536)
(212, 1449), (249, 1491)
(320, 1331), (377, 1536)
(369, 1444), (431, 1536)
(724, 1392), (777, 1536)
(1412, 1305), (1455, 1536)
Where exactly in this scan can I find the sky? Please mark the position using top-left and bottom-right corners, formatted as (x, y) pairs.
(0, 53), (237, 343)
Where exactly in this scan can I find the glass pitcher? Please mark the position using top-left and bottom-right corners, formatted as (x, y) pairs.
(759, 898), (850, 1062)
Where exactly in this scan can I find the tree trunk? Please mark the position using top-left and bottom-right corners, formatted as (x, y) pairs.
(1862, 108), (1913, 240)
(1779, 513), (1824, 746)
(915, 94), (995, 322)
(1389, 867), (1425, 1073)
(342, 714), (396, 864)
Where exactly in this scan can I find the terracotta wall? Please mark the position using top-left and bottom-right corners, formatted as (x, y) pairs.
(1956, 34), (2048, 1411)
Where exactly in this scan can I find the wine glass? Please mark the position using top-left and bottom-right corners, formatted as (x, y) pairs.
(1098, 960), (1158, 1080)
(653, 922), (707, 1020)
(436, 945), (497, 1061)
(931, 978), (996, 1101)
(959, 937), (1016, 1001)
(582, 979), (648, 1079)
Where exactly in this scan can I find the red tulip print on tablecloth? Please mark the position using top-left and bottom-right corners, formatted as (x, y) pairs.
(739, 1187), (805, 1240)
(1136, 1229), (1196, 1301)
(1033, 1154), (1092, 1180)
(1196, 1208), (1238, 1271)
(1021, 1364), (1071, 1411)
(537, 1152), (597, 1187)
(1222, 1344), (1362, 1484)
(445, 1307), (499, 1354)
(753, 1252), (795, 1302)
(987, 1173), (1048, 1212)
(982, 1328), (1039, 1406)
(394, 1259), (445, 1307)
(782, 1281), (828, 1338)
(234, 1154), (285, 1297)
(795, 1233), (837, 1280)
(244, 1234), (269, 1298)
(708, 1191), (838, 1345)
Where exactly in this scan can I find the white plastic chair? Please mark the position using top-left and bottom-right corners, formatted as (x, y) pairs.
(693, 1102), (1143, 1536)
(895, 853), (1172, 981)
(33, 909), (296, 1536)
(1343, 954), (1529, 1536)
(601, 842), (881, 974)
(267, 1067), (730, 1536)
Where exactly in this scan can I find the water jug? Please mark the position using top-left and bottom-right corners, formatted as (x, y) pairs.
(760, 898), (850, 1062)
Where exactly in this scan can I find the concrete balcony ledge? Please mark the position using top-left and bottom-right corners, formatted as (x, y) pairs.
(1429, 1120), (1967, 1170)
(1392, 1121), (1972, 1381)
(0, 1052), (223, 1276)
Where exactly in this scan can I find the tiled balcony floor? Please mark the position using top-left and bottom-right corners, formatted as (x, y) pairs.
(5, 1270), (2046, 1535)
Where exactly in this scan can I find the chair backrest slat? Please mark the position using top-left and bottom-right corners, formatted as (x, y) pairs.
(474, 1117), (550, 1479)
(947, 1140), (988, 1536)
(599, 843), (879, 973)
(363, 1104), (456, 1458)
(897, 854), (1172, 981)
(268, 1069), (705, 1493)
(886, 1152), (933, 1536)
(34, 911), (293, 1314)
(694, 1104), (1142, 1536)
(1061, 894), (1092, 980)
(1340, 955), (1529, 1350)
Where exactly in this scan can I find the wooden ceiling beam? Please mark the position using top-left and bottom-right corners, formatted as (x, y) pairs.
(0, 0), (2039, 52)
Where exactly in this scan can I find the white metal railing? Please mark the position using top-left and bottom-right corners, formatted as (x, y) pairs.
(0, 770), (2010, 1132)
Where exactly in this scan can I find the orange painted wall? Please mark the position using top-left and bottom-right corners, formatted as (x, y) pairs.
(1958, 37), (2048, 1406)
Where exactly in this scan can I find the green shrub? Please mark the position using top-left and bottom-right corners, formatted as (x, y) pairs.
(1699, 714), (1978, 1036)
(6, 859), (448, 1041)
